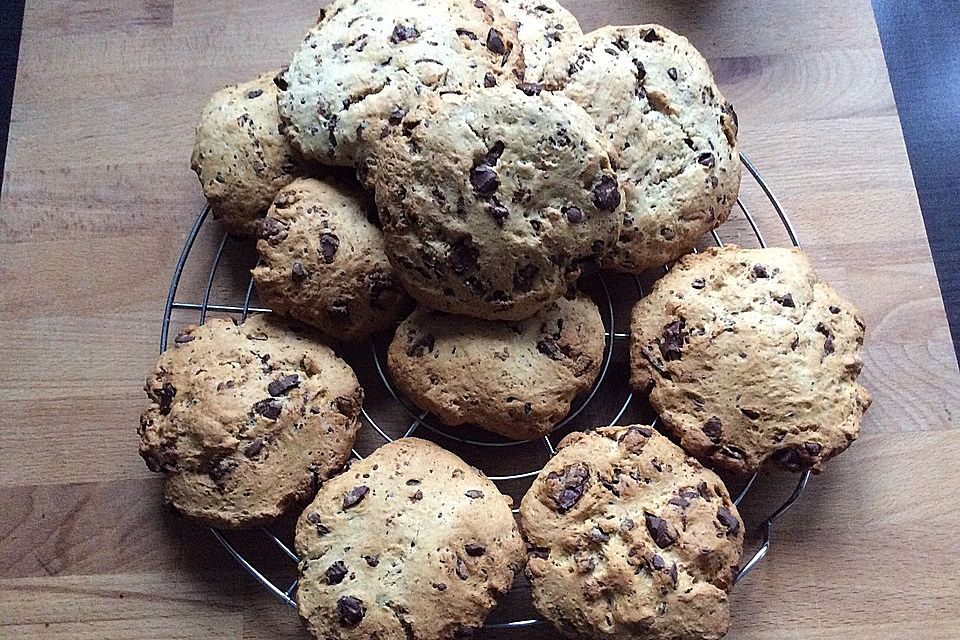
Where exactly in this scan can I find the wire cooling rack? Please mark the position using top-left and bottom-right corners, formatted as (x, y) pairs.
(160, 151), (812, 631)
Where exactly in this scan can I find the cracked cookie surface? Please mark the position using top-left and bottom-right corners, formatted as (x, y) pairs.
(138, 314), (362, 528)
(253, 177), (411, 342)
(373, 85), (624, 321)
(520, 426), (743, 640)
(278, 0), (524, 169)
(501, 0), (582, 83)
(630, 246), (871, 475)
(295, 438), (525, 640)
(387, 293), (604, 440)
(191, 72), (301, 236)
(544, 25), (740, 273)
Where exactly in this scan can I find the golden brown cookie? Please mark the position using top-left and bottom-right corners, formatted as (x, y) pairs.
(519, 426), (744, 640)
(295, 438), (525, 640)
(387, 294), (604, 440)
(252, 177), (411, 342)
(138, 314), (362, 528)
(630, 246), (871, 475)
(191, 72), (300, 236)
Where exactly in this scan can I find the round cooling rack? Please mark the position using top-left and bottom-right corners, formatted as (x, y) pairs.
(160, 151), (812, 630)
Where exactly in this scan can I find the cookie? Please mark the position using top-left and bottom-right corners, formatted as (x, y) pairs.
(252, 177), (411, 342)
(295, 438), (525, 640)
(630, 246), (871, 475)
(278, 0), (524, 169)
(138, 314), (363, 528)
(500, 0), (582, 84)
(519, 426), (744, 640)
(387, 293), (604, 440)
(374, 85), (624, 321)
(543, 25), (741, 273)
(191, 72), (301, 236)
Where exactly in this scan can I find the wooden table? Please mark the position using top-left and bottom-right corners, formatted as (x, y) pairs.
(2, 1), (958, 638)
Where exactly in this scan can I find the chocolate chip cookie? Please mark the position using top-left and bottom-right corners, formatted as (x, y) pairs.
(544, 25), (741, 273)
(373, 85), (624, 321)
(520, 426), (744, 640)
(138, 314), (362, 528)
(295, 438), (525, 640)
(387, 293), (604, 440)
(252, 177), (411, 342)
(630, 246), (871, 475)
(501, 0), (582, 84)
(191, 72), (301, 236)
(278, 0), (524, 169)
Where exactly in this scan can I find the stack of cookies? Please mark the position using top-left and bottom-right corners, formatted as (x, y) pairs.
(141, 1), (870, 638)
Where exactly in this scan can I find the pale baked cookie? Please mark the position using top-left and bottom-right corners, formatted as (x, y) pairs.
(295, 438), (525, 640)
(252, 177), (411, 342)
(500, 0), (582, 84)
(278, 0), (524, 169)
(544, 25), (741, 273)
(138, 314), (362, 528)
(387, 293), (604, 440)
(374, 85), (624, 321)
(520, 426), (744, 640)
(191, 72), (300, 236)
(630, 246), (871, 475)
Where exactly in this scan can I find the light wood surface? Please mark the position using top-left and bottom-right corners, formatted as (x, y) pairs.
(2, 1), (959, 638)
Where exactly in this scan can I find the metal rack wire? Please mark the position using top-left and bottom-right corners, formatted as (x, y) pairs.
(160, 151), (811, 631)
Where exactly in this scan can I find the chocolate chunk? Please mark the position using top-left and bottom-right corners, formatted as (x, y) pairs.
(774, 293), (795, 307)
(667, 67), (678, 81)
(268, 374), (299, 397)
(449, 237), (480, 274)
(487, 198), (509, 226)
(456, 557), (469, 580)
(208, 458), (237, 486)
(589, 526), (610, 543)
(752, 264), (769, 278)
(342, 485), (369, 509)
(157, 382), (176, 415)
(650, 554), (665, 571)
(562, 205), (584, 223)
(486, 28), (506, 55)
(697, 152), (716, 167)
(306, 511), (330, 535)
(815, 322), (835, 355)
(644, 513), (678, 548)
(246, 88), (263, 99)
(470, 163), (499, 195)
(433, 582), (447, 591)
(791, 335), (800, 350)
(634, 60), (646, 83)
(537, 336), (564, 360)
(253, 398), (282, 420)
(513, 264), (539, 293)
(456, 28), (477, 40)
(334, 395), (357, 416)
(273, 71), (288, 91)
(318, 233), (340, 263)
(772, 447), (802, 472)
(390, 24), (419, 43)
(291, 260), (308, 280)
(668, 562), (678, 585)
(143, 453), (162, 472)
(642, 28), (662, 42)
(364, 554), (379, 567)
(592, 175), (621, 211)
(621, 518), (636, 532)
(691, 277), (706, 289)
(483, 72), (497, 88)
(829, 305), (841, 314)
(546, 463), (590, 512)
(697, 481), (711, 499)
(258, 217), (288, 244)
(804, 441), (822, 455)
(337, 595), (365, 626)
(243, 438), (264, 458)
(407, 333), (435, 357)
(388, 108), (407, 125)
(406, 478), (422, 486)
(326, 560), (348, 584)
(702, 417), (722, 441)
(740, 407), (760, 419)
(716, 507), (740, 535)
(659, 320), (686, 361)
(465, 489), (484, 499)
(410, 489), (423, 501)
(483, 140), (506, 166)
(174, 333), (195, 345)
(668, 496), (689, 509)
(518, 82), (542, 95)
(465, 543), (486, 556)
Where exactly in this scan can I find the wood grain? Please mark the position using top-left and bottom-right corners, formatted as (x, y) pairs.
(2, 1), (958, 639)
